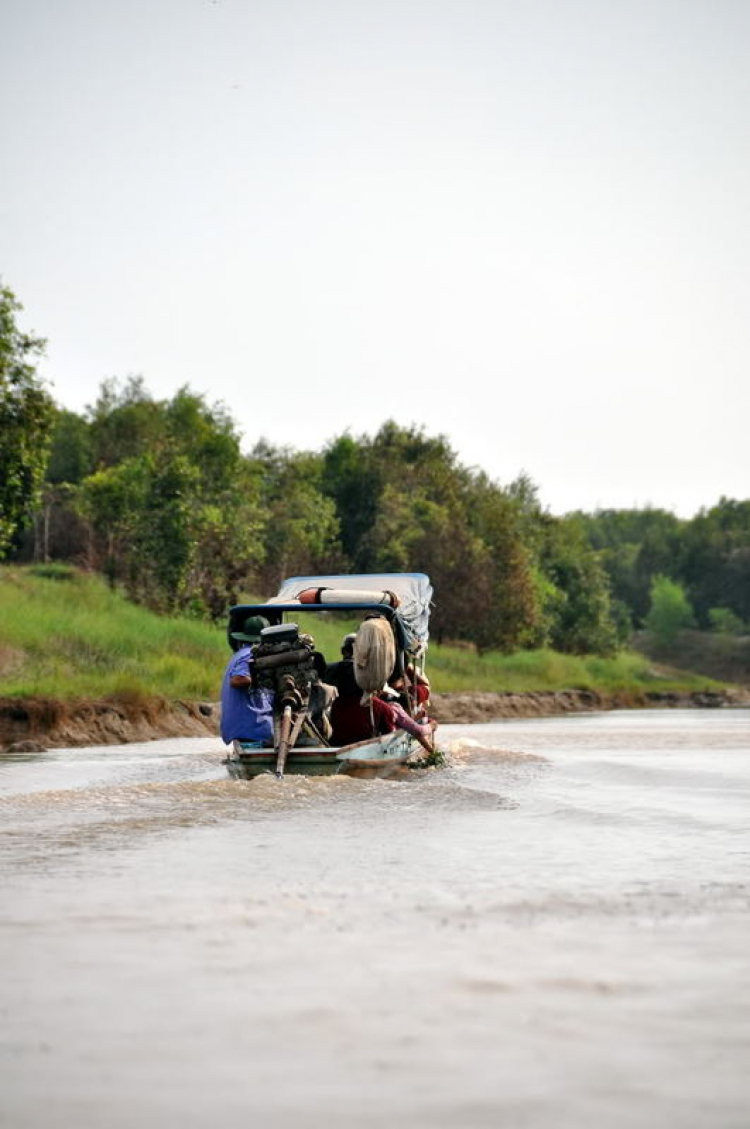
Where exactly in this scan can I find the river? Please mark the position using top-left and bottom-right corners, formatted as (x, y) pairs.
(1, 709), (749, 1128)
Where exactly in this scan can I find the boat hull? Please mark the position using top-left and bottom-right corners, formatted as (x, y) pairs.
(225, 729), (418, 779)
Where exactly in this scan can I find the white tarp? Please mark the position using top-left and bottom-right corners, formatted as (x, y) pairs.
(267, 573), (433, 652)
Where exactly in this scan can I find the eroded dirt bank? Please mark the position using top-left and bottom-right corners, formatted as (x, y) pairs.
(2, 687), (748, 752)
(431, 687), (749, 723)
(0, 696), (218, 752)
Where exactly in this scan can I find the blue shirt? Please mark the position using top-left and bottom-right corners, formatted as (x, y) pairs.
(220, 646), (274, 744)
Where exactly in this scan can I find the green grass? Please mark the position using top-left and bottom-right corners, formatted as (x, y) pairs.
(0, 565), (227, 699)
(0, 565), (724, 701)
(426, 644), (721, 694)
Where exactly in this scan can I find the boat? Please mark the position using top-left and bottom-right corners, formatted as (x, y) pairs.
(225, 729), (417, 780)
(223, 573), (433, 779)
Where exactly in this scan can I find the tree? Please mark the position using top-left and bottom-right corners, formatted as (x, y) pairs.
(250, 446), (342, 591)
(46, 407), (93, 485)
(573, 507), (683, 627)
(464, 473), (540, 652)
(163, 386), (242, 496)
(321, 433), (379, 565)
(322, 422), (462, 572)
(707, 607), (745, 636)
(413, 508), (489, 646)
(68, 379), (266, 611)
(645, 575), (695, 647)
(77, 456), (151, 585)
(679, 499), (750, 626)
(535, 515), (619, 655)
(322, 424), (548, 651)
(709, 609), (745, 636)
(127, 450), (201, 611)
(0, 283), (54, 557)
(359, 482), (427, 573)
(185, 480), (266, 618)
(86, 376), (163, 469)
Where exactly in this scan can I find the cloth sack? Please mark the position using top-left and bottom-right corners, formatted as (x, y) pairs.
(353, 617), (396, 703)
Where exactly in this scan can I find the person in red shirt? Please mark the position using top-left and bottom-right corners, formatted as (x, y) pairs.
(391, 664), (431, 719)
(330, 686), (436, 752)
(377, 693), (436, 753)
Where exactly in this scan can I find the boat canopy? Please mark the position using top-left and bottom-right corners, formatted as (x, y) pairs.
(230, 573), (432, 655)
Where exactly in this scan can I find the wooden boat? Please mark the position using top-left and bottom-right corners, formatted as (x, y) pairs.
(225, 728), (418, 780)
(223, 573), (433, 780)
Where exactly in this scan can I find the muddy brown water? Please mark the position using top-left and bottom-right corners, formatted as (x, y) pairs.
(1, 710), (749, 1129)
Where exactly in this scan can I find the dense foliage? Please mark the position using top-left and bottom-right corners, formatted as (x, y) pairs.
(4, 284), (747, 655)
(574, 501), (750, 638)
(14, 375), (620, 652)
(0, 284), (54, 558)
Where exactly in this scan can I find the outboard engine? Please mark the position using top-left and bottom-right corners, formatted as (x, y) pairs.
(252, 623), (318, 712)
(251, 623), (332, 778)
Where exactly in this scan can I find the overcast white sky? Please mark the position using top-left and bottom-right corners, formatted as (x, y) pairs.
(2, 0), (748, 515)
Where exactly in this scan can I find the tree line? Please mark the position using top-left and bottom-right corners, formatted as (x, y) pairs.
(2, 281), (748, 654)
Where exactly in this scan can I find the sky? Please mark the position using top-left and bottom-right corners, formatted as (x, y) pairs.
(2, 0), (749, 516)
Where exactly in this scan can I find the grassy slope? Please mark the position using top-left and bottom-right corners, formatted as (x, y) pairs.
(0, 565), (724, 701)
(426, 643), (721, 694)
(0, 566), (227, 699)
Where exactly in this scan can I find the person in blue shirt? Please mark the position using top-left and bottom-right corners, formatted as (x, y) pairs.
(220, 615), (274, 745)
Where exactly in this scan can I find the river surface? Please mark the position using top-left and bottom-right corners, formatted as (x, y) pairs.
(1, 709), (749, 1129)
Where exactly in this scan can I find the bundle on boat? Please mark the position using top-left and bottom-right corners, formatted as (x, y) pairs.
(353, 616), (396, 702)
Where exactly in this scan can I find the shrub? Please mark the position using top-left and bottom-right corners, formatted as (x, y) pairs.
(708, 607), (746, 636)
(646, 575), (695, 647)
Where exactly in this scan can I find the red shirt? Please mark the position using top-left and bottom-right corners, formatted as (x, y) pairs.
(329, 695), (393, 746)
(329, 695), (429, 747)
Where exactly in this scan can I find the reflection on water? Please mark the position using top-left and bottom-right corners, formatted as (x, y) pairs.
(1, 710), (749, 1129)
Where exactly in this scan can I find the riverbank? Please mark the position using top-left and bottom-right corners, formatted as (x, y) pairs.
(3, 687), (749, 752)
(0, 566), (732, 702)
(431, 687), (750, 723)
(2, 565), (746, 752)
(0, 695), (218, 752)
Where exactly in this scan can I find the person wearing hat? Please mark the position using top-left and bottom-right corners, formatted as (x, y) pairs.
(220, 615), (273, 745)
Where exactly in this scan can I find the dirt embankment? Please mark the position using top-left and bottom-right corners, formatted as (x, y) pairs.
(431, 687), (749, 724)
(0, 695), (219, 753)
(2, 687), (749, 753)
